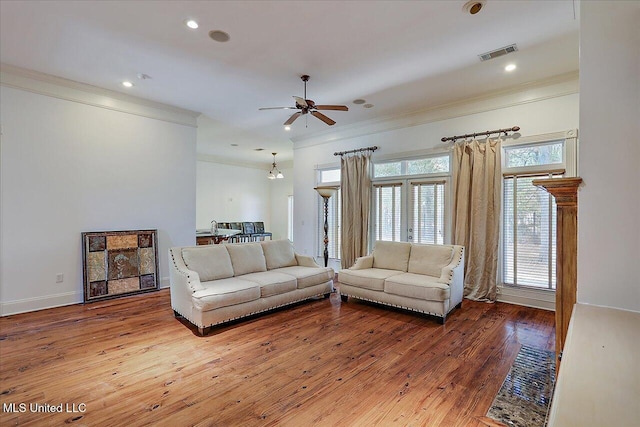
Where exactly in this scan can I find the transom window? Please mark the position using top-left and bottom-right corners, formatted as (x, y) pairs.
(374, 154), (449, 178)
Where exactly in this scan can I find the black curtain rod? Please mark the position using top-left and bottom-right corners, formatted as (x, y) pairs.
(334, 146), (379, 156)
(441, 126), (520, 143)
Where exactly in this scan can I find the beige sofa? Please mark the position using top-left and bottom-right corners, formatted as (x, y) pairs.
(169, 239), (334, 335)
(338, 241), (465, 323)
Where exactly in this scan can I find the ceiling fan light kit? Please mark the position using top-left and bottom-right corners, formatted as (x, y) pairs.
(259, 75), (348, 127)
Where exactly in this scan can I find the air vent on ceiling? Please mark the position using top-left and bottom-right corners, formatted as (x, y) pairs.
(478, 44), (518, 61)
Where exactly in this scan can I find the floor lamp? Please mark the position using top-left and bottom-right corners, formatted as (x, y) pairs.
(314, 186), (338, 268)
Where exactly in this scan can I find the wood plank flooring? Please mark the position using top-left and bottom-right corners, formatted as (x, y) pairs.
(0, 287), (554, 426)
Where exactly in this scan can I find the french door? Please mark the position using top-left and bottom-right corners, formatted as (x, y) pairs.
(372, 179), (447, 245)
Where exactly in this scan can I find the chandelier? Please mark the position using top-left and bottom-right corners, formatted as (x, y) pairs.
(268, 152), (284, 180)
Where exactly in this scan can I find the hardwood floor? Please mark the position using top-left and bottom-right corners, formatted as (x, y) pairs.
(0, 287), (554, 426)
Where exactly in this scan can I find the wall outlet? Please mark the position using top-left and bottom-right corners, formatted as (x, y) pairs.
(56, 273), (64, 283)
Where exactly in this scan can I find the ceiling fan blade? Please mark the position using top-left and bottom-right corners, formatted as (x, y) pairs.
(258, 107), (297, 110)
(293, 96), (308, 107)
(311, 111), (336, 126)
(314, 105), (349, 111)
(284, 112), (302, 126)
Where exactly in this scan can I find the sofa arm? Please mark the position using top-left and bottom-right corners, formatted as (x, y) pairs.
(295, 254), (320, 267)
(169, 248), (204, 293)
(438, 246), (465, 309)
(437, 246), (465, 285)
(350, 255), (373, 270)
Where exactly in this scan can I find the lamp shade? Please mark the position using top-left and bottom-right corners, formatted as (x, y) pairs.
(314, 186), (338, 198)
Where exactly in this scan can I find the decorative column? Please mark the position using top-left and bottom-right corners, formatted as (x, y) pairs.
(314, 186), (338, 268)
(532, 177), (583, 365)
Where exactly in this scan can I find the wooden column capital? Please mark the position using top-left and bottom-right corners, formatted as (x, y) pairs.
(532, 177), (583, 206)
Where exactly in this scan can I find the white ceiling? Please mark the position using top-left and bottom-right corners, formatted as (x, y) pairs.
(0, 0), (579, 165)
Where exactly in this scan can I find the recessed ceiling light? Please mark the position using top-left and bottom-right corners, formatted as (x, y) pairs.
(505, 64), (517, 72)
(230, 143), (239, 147)
(353, 99), (366, 105)
(284, 125), (291, 131)
(185, 19), (199, 29)
(122, 81), (134, 88)
(363, 103), (374, 109)
(463, 1), (486, 15)
(254, 148), (265, 151)
(209, 30), (230, 42)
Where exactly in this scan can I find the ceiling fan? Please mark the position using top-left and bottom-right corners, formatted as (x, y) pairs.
(259, 75), (348, 126)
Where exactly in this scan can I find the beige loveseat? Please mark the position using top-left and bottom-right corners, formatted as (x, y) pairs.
(339, 241), (465, 323)
(169, 240), (334, 335)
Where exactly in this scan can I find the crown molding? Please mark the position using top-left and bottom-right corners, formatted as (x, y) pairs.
(197, 153), (294, 171)
(292, 71), (579, 149)
(0, 63), (200, 128)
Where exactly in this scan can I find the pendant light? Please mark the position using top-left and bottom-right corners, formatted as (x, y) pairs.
(268, 152), (284, 179)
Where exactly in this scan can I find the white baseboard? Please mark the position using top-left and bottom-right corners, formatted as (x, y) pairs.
(497, 285), (555, 311)
(0, 291), (82, 316)
(0, 276), (170, 316)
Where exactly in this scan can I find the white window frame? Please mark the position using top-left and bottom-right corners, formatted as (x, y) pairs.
(315, 164), (341, 260)
(499, 129), (578, 291)
(370, 151), (452, 249)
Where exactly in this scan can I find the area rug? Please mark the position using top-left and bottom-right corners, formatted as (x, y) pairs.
(486, 344), (556, 427)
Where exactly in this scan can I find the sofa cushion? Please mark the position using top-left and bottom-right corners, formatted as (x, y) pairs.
(408, 244), (454, 277)
(372, 241), (412, 272)
(260, 239), (297, 270)
(242, 271), (297, 298)
(192, 278), (260, 311)
(339, 268), (403, 291)
(226, 243), (267, 276)
(276, 266), (333, 289)
(181, 246), (234, 282)
(384, 273), (450, 302)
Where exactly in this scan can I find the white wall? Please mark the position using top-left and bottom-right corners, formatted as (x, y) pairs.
(196, 161), (293, 240)
(0, 81), (197, 315)
(577, 1), (640, 311)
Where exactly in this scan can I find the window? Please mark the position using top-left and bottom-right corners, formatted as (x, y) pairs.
(501, 134), (576, 290)
(503, 174), (559, 289)
(371, 153), (450, 245)
(504, 141), (563, 168)
(374, 154), (449, 178)
(316, 167), (341, 259)
(287, 195), (294, 241)
(373, 183), (402, 241)
(411, 181), (445, 244)
(317, 188), (341, 259)
(320, 168), (340, 183)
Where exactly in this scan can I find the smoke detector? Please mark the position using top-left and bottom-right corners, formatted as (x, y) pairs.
(463, 1), (486, 15)
(478, 44), (518, 62)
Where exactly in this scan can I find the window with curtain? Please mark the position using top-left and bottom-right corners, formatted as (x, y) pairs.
(501, 137), (573, 290)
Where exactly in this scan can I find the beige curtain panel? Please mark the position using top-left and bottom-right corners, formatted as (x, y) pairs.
(340, 153), (372, 269)
(452, 139), (502, 301)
